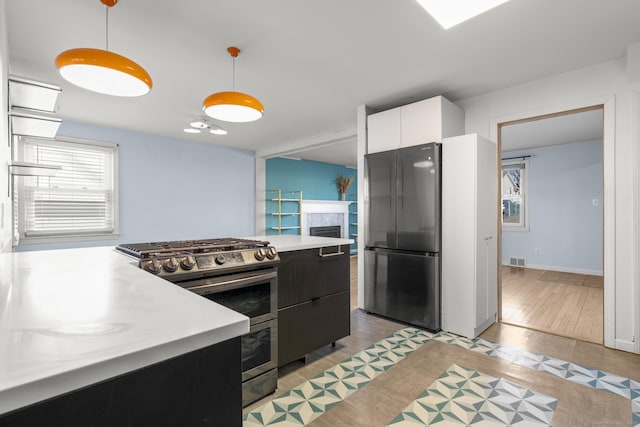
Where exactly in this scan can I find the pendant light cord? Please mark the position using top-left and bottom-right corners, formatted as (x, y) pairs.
(232, 56), (236, 91)
(105, 5), (110, 51)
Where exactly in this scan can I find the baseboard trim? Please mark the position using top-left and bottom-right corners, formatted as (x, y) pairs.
(614, 338), (636, 353)
(501, 261), (602, 276)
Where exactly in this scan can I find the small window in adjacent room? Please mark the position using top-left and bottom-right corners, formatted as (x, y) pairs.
(13, 136), (119, 244)
(501, 159), (528, 231)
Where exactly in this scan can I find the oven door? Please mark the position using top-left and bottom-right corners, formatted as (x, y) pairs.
(184, 268), (277, 325)
(240, 318), (277, 382)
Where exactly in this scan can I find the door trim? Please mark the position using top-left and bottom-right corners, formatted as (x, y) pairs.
(491, 95), (615, 349)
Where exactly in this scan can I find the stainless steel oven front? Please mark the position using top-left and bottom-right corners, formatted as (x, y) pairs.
(179, 267), (278, 406)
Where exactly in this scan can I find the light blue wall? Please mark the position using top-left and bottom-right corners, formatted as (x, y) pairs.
(502, 140), (603, 274)
(16, 120), (256, 252)
(265, 157), (357, 242)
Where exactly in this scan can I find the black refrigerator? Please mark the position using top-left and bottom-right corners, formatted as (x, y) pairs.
(364, 142), (441, 331)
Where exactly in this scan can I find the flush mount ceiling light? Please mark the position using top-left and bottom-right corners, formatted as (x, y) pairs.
(203, 47), (263, 123)
(183, 118), (228, 136)
(208, 124), (228, 135)
(415, 0), (512, 29)
(55, 0), (152, 97)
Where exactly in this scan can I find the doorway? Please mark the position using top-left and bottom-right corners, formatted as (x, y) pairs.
(497, 106), (605, 344)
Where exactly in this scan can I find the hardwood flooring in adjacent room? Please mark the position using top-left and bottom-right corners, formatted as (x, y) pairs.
(350, 255), (357, 309)
(501, 266), (604, 344)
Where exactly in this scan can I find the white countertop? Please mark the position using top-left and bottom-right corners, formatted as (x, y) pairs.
(246, 235), (354, 252)
(0, 246), (249, 415)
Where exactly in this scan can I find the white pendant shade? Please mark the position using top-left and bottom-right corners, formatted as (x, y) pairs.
(58, 60), (151, 97)
(203, 103), (263, 123)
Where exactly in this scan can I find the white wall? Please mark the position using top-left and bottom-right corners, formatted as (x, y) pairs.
(458, 58), (637, 351)
(0, 2), (11, 253)
(502, 141), (603, 275)
(16, 120), (256, 252)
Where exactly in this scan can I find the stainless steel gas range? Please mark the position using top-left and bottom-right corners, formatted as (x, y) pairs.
(116, 238), (279, 407)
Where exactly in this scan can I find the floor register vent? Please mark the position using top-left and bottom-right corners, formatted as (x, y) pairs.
(509, 256), (526, 267)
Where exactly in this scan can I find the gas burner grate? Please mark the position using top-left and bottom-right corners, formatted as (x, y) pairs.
(116, 238), (271, 259)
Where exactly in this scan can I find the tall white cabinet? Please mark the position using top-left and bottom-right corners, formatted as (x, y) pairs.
(441, 134), (498, 339)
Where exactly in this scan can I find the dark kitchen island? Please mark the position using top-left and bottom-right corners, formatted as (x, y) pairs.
(246, 235), (353, 366)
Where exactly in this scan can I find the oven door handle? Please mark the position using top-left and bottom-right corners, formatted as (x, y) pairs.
(187, 270), (277, 295)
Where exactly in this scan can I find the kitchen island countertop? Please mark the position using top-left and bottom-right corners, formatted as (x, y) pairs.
(246, 235), (354, 252)
(0, 246), (249, 415)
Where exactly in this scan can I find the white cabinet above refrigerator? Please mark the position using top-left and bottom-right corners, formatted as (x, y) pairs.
(367, 95), (464, 154)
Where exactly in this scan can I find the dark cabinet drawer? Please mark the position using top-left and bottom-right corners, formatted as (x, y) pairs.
(278, 291), (350, 366)
(278, 246), (350, 308)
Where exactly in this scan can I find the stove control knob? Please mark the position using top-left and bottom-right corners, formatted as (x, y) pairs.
(266, 247), (277, 260)
(181, 255), (196, 270)
(145, 259), (162, 275)
(254, 248), (266, 261)
(164, 257), (179, 273)
(215, 255), (226, 265)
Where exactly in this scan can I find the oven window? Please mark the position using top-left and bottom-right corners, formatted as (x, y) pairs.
(241, 327), (271, 372)
(204, 282), (271, 319)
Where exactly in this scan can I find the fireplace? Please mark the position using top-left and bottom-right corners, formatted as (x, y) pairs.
(300, 200), (351, 238)
(310, 226), (341, 238)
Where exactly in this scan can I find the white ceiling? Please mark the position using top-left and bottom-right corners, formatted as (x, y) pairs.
(4, 0), (639, 167)
(501, 108), (604, 152)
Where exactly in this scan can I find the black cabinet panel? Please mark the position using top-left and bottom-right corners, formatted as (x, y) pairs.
(278, 291), (350, 366)
(0, 337), (242, 427)
(278, 246), (349, 309)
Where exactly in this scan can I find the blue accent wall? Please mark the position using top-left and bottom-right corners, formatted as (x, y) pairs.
(16, 120), (256, 252)
(502, 140), (603, 274)
(265, 157), (357, 248)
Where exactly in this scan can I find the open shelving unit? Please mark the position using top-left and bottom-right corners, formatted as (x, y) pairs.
(267, 189), (302, 235)
(349, 201), (358, 255)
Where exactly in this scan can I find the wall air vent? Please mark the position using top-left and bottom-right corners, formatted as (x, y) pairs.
(509, 256), (526, 268)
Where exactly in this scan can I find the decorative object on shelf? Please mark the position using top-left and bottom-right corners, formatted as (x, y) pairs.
(336, 174), (354, 201)
(55, 0), (152, 97)
(203, 47), (264, 123)
(183, 118), (228, 135)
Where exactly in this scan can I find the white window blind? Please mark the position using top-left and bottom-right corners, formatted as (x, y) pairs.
(15, 137), (118, 241)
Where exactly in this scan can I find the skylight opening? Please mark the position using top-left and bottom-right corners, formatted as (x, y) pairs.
(416, 0), (512, 29)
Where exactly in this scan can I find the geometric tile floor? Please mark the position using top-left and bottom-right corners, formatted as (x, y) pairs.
(244, 327), (640, 426)
(388, 364), (558, 426)
(243, 327), (433, 426)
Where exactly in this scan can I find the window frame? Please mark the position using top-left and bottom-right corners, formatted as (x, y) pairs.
(13, 136), (120, 245)
(501, 158), (529, 232)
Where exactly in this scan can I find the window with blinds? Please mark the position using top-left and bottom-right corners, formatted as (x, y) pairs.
(14, 137), (118, 242)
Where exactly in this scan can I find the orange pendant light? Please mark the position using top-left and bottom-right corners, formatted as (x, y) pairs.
(203, 47), (263, 123)
(55, 0), (152, 97)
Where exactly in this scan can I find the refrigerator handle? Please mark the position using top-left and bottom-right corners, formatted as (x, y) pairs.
(398, 155), (403, 208)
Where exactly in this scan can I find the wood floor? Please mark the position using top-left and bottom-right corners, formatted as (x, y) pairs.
(350, 257), (603, 343)
(501, 266), (604, 344)
(350, 256), (357, 309)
